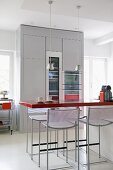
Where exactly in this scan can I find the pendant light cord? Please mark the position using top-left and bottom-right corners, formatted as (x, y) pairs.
(48, 0), (53, 68)
(49, 0), (52, 51)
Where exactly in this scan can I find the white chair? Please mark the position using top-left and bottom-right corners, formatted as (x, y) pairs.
(80, 106), (113, 170)
(42, 108), (80, 170)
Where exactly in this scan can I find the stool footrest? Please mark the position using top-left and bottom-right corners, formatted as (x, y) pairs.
(32, 141), (58, 146)
(76, 142), (99, 147)
(40, 146), (67, 152)
(64, 139), (86, 143)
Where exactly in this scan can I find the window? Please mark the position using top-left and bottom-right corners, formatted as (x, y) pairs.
(84, 56), (107, 100)
(0, 55), (9, 91)
(0, 52), (14, 99)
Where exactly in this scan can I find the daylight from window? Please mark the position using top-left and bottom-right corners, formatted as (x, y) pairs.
(84, 57), (106, 100)
(0, 55), (9, 91)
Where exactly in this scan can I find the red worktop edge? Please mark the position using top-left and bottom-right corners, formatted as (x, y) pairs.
(19, 101), (113, 108)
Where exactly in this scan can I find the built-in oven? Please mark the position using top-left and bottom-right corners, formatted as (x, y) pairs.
(63, 70), (81, 101)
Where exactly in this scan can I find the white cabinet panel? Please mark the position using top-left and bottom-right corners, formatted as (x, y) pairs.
(23, 35), (45, 59)
(63, 39), (81, 71)
(46, 37), (62, 52)
(22, 58), (45, 100)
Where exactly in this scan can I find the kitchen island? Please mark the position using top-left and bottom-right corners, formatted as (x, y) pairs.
(20, 100), (113, 162)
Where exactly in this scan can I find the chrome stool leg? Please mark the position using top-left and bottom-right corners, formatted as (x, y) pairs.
(86, 120), (88, 153)
(26, 108), (29, 153)
(87, 120), (90, 170)
(31, 119), (33, 160)
(63, 129), (65, 156)
(57, 130), (59, 157)
(55, 130), (57, 148)
(47, 125), (49, 170)
(38, 121), (41, 167)
(66, 129), (68, 163)
(50, 130), (52, 149)
(75, 124), (77, 162)
(78, 113), (80, 170)
(99, 125), (101, 158)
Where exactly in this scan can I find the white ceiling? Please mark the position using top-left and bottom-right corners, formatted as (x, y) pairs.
(1, 0), (113, 39)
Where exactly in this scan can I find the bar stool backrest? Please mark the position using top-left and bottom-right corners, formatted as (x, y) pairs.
(28, 108), (48, 115)
(88, 106), (113, 121)
(47, 108), (79, 126)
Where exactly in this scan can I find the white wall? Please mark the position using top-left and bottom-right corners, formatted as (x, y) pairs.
(107, 41), (113, 100)
(84, 39), (110, 58)
(0, 30), (16, 51)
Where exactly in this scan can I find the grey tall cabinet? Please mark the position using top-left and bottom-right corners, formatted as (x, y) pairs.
(17, 24), (84, 132)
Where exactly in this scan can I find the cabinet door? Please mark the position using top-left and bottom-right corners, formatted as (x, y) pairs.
(63, 39), (81, 70)
(46, 51), (62, 101)
(22, 58), (45, 100)
(23, 35), (45, 59)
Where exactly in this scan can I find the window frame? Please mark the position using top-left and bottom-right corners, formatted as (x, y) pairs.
(0, 51), (14, 98)
(84, 56), (107, 100)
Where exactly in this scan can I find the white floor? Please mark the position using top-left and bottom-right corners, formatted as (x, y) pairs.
(0, 130), (113, 170)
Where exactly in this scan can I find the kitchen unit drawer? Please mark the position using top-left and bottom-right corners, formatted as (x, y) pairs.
(65, 94), (79, 101)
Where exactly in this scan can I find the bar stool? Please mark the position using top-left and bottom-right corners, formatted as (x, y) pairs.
(41, 108), (80, 170)
(27, 108), (48, 157)
(29, 114), (47, 167)
(80, 106), (113, 170)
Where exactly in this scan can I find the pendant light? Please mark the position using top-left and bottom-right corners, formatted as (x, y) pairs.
(76, 5), (81, 31)
(48, 0), (54, 70)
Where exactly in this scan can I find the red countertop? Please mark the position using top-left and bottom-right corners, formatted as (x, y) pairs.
(19, 100), (113, 108)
